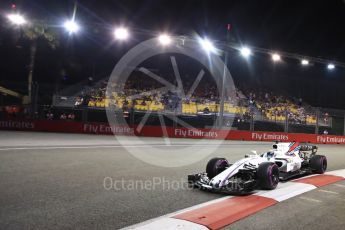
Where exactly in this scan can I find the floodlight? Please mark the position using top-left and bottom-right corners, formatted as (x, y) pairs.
(158, 34), (171, 45)
(199, 38), (216, 53)
(114, 27), (129, 40)
(240, 47), (252, 58)
(301, 59), (309, 65)
(64, 20), (80, 33)
(327, 64), (335, 70)
(7, 14), (26, 25)
(272, 53), (281, 62)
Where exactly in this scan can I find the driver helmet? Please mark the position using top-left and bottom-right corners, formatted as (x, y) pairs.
(266, 151), (275, 159)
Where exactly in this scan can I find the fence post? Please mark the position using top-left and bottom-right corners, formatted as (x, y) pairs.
(315, 108), (319, 134)
(343, 112), (345, 136)
(284, 110), (288, 132)
(250, 113), (254, 131)
(82, 108), (88, 122)
(129, 107), (134, 125)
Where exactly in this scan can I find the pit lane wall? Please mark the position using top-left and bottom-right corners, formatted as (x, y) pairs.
(1, 119), (345, 144)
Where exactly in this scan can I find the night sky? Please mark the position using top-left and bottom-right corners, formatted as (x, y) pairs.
(0, 0), (345, 108)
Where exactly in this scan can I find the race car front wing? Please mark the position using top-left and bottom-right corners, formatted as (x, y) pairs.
(188, 170), (258, 194)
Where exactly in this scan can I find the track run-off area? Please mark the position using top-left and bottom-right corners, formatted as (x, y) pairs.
(0, 131), (344, 229)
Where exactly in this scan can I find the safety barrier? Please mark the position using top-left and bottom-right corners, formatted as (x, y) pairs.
(1, 119), (345, 144)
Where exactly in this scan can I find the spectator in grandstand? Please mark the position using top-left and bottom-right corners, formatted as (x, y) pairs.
(87, 77), (94, 86)
(265, 92), (269, 100)
(323, 129), (329, 135)
(75, 97), (83, 107)
(5, 106), (20, 118)
(323, 112), (329, 124)
(46, 111), (54, 120)
(68, 113), (75, 120)
(203, 107), (210, 114)
(60, 113), (67, 120)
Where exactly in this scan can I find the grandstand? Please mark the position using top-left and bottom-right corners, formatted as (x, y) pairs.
(47, 68), (336, 134)
(63, 75), (316, 124)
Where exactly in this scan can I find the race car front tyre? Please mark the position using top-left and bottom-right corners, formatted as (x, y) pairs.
(258, 162), (279, 190)
(310, 155), (327, 174)
(206, 157), (229, 179)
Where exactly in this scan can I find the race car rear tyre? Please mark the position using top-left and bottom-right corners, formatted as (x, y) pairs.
(258, 162), (279, 190)
(206, 158), (229, 179)
(310, 155), (327, 174)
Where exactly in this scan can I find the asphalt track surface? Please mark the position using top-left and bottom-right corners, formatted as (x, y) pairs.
(0, 131), (344, 229)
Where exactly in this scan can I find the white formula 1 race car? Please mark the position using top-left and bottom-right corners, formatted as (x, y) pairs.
(188, 142), (327, 193)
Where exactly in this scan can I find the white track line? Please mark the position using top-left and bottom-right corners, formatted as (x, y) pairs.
(333, 184), (345, 188)
(0, 143), (268, 151)
(299, 196), (322, 203)
(0, 145), (170, 151)
(318, 189), (339, 195)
